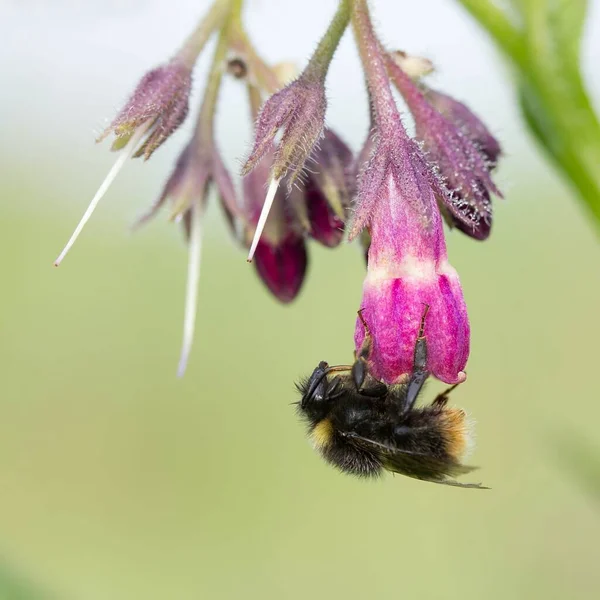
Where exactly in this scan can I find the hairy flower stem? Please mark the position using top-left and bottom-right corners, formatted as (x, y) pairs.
(177, 0), (234, 68)
(229, 6), (280, 94)
(303, 0), (351, 82)
(244, 0), (350, 263)
(194, 12), (234, 145)
(351, 0), (403, 137)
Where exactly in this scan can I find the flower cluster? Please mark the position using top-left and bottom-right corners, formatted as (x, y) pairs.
(54, 0), (502, 383)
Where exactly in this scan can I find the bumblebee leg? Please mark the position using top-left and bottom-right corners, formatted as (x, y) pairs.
(402, 304), (430, 414)
(327, 377), (345, 400)
(352, 309), (373, 390)
(432, 383), (460, 408)
(357, 382), (388, 398)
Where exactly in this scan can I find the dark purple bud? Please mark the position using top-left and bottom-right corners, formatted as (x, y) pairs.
(253, 234), (308, 303)
(98, 59), (192, 160)
(243, 149), (308, 302)
(305, 176), (345, 247)
(386, 55), (501, 240)
(303, 128), (354, 247)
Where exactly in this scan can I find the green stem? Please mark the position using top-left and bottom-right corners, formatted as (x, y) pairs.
(195, 11), (236, 143)
(177, 0), (233, 69)
(456, 0), (600, 228)
(303, 0), (351, 82)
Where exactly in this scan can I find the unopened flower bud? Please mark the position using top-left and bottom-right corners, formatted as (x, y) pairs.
(304, 128), (354, 247)
(243, 150), (308, 302)
(98, 59), (192, 160)
(425, 88), (502, 168)
(386, 55), (501, 240)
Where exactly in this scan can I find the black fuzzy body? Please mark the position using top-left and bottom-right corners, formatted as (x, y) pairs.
(296, 362), (480, 486)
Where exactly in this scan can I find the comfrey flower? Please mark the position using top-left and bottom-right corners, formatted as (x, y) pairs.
(55, 0), (506, 388)
(242, 154), (308, 302)
(243, 0), (351, 262)
(304, 129), (354, 247)
(352, 143), (470, 383)
(53, 1), (230, 267)
(385, 54), (502, 240)
(232, 46), (352, 298)
(425, 88), (502, 169)
(350, 0), (469, 384)
(134, 134), (238, 377)
(136, 23), (239, 377)
(97, 59), (192, 160)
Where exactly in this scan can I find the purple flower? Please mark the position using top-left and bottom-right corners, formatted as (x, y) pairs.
(386, 55), (502, 240)
(241, 77), (326, 185)
(134, 137), (238, 229)
(425, 88), (502, 168)
(54, 59), (193, 267)
(98, 59), (192, 160)
(351, 133), (469, 385)
(242, 149), (308, 303)
(134, 136), (239, 377)
(305, 129), (354, 248)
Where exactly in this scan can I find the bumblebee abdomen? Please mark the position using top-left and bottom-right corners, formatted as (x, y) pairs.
(310, 419), (383, 478)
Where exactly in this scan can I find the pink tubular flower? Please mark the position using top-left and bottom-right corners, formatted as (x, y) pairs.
(351, 0), (469, 385)
(352, 135), (470, 384)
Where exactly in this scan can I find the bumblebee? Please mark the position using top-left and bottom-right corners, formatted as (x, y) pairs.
(296, 308), (486, 488)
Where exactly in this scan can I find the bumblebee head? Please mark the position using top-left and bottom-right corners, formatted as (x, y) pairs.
(297, 361), (336, 425)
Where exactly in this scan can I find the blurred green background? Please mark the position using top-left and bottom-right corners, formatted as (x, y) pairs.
(1, 1), (600, 599)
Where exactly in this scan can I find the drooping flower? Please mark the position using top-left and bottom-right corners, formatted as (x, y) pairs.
(52, 0), (229, 268)
(304, 128), (354, 248)
(241, 77), (327, 184)
(385, 53), (502, 240)
(242, 0), (351, 262)
(135, 134), (239, 377)
(352, 133), (470, 384)
(242, 149), (308, 302)
(98, 60), (192, 160)
(425, 87), (502, 168)
(351, 0), (469, 385)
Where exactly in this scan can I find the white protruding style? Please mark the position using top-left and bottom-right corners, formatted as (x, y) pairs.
(246, 176), (281, 263)
(53, 125), (149, 267)
(177, 201), (203, 378)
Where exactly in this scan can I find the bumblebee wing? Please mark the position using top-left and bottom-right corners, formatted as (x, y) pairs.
(342, 433), (488, 489)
